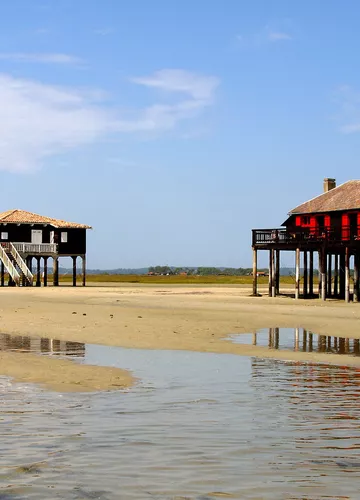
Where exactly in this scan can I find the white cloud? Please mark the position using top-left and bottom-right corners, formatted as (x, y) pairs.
(131, 69), (219, 100)
(0, 69), (219, 173)
(268, 31), (292, 41)
(94, 28), (113, 36)
(0, 53), (83, 64)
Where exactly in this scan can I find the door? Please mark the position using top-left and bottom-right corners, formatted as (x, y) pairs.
(50, 231), (54, 244)
(349, 213), (358, 240)
(31, 230), (42, 244)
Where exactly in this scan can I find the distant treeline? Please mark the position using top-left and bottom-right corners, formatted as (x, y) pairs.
(149, 266), (262, 276)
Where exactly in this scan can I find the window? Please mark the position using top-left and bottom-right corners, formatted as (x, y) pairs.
(1, 232), (8, 240)
(61, 232), (68, 243)
(302, 216), (310, 225)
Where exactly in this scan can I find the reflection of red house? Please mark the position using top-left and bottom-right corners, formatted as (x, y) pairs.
(252, 178), (360, 302)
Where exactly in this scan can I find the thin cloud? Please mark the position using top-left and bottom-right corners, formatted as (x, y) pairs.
(0, 69), (219, 173)
(334, 85), (360, 134)
(0, 53), (83, 65)
(94, 28), (113, 36)
(268, 31), (292, 41)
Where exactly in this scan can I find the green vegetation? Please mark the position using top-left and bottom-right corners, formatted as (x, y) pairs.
(57, 273), (314, 285)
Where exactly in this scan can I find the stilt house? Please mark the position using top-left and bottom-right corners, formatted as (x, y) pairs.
(0, 209), (91, 287)
(252, 178), (360, 302)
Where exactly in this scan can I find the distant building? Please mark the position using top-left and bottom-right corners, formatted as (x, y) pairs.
(0, 209), (91, 287)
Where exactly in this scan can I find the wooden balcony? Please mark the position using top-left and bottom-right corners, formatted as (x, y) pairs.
(252, 227), (360, 249)
(12, 242), (58, 255)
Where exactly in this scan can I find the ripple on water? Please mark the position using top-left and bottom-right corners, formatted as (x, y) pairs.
(1, 336), (360, 499)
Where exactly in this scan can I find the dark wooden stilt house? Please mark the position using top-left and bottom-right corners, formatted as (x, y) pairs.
(252, 178), (360, 302)
(0, 209), (91, 287)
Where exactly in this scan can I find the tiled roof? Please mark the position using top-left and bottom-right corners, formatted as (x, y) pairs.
(289, 180), (360, 214)
(0, 209), (92, 229)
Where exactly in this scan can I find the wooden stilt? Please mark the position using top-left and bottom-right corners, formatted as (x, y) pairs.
(0, 260), (4, 287)
(271, 248), (276, 297)
(334, 254), (339, 297)
(345, 247), (350, 303)
(309, 250), (314, 297)
(321, 249), (326, 301)
(354, 254), (359, 302)
(303, 251), (308, 298)
(82, 255), (86, 287)
(43, 257), (48, 287)
(72, 256), (77, 287)
(327, 254), (332, 298)
(252, 248), (258, 296)
(295, 248), (300, 299)
(275, 250), (280, 295)
(36, 257), (41, 287)
(318, 250), (322, 298)
(268, 250), (273, 297)
(340, 253), (345, 299)
(53, 257), (59, 286)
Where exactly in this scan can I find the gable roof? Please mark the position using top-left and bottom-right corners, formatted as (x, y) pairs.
(289, 180), (360, 214)
(0, 209), (91, 229)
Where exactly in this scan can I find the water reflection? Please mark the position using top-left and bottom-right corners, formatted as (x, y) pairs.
(1, 345), (360, 498)
(230, 328), (360, 356)
(0, 333), (85, 357)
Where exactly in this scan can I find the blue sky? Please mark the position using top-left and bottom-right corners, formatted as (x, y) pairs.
(1, 1), (360, 268)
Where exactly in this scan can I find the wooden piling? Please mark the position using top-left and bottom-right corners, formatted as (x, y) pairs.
(43, 257), (48, 287)
(275, 250), (280, 295)
(252, 248), (258, 296)
(82, 255), (86, 287)
(327, 254), (332, 298)
(271, 248), (276, 297)
(345, 247), (350, 303)
(340, 253), (345, 299)
(295, 248), (300, 299)
(303, 251), (308, 298)
(72, 256), (77, 287)
(334, 254), (339, 297)
(268, 250), (273, 297)
(354, 254), (359, 302)
(318, 251), (322, 299)
(53, 257), (59, 287)
(321, 249), (326, 301)
(309, 250), (314, 296)
(36, 257), (41, 287)
(1, 260), (4, 287)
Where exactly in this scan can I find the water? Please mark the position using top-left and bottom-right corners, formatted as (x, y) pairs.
(229, 327), (360, 356)
(1, 335), (360, 499)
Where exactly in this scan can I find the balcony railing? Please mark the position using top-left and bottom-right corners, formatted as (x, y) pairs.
(12, 243), (58, 254)
(252, 227), (360, 246)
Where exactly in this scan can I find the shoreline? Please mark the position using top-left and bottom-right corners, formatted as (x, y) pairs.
(1, 284), (360, 390)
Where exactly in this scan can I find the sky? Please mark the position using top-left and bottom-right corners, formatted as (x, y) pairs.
(1, 1), (360, 269)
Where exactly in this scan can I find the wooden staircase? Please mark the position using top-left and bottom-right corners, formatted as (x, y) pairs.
(0, 243), (33, 286)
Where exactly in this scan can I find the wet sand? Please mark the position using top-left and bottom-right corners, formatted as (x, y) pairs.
(1, 284), (360, 390)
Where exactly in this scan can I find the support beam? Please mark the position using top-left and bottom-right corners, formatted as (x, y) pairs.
(327, 254), (332, 298)
(268, 250), (273, 297)
(271, 248), (276, 297)
(318, 251), (322, 299)
(303, 251), (308, 298)
(43, 257), (48, 287)
(354, 254), (359, 302)
(340, 253), (345, 299)
(309, 250), (314, 297)
(72, 256), (77, 287)
(82, 255), (86, 287)
(1, 260), (4, 287)
(36, 257), (41, 287)
(275, 250), (280, 296)
(295, 248), (300, 299)
(53, 257), (59, 287)
(321, 249), (326, 301)
(334, 254), (339, 297)
(345, 247), (350, 303)
(252, 248), (258, 296)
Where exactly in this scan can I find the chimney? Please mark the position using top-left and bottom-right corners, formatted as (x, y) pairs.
(323, 178), (336, 193)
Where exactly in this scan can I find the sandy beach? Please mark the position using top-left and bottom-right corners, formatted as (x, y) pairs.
(1, 284), (360, 391)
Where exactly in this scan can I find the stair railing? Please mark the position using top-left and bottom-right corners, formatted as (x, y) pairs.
(0, 244), (21, 285)
(9, 243), (33, 285)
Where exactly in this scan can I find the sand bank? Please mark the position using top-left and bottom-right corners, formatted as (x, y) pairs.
(1, 284), (360, 390)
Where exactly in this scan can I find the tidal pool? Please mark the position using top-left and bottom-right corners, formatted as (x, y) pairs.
(1, 334), (360, 499)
